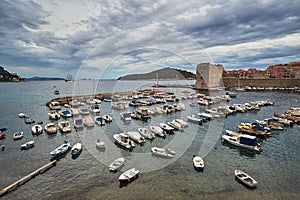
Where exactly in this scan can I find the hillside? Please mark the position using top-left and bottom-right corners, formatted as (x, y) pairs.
(118, 67), (196, 80)
(26, 76), (65, 81)
(0, 66), (25, 82)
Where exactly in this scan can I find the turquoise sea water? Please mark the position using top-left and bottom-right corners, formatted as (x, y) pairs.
(0, 80), (299, 200)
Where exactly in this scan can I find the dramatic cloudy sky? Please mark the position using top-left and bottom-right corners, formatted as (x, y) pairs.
(0, 0), (299, 79)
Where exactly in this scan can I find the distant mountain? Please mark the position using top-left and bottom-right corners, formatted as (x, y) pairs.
(26, 76), (65, 81)
(118, 67), (196, 80)
(0, 66), (25, 82)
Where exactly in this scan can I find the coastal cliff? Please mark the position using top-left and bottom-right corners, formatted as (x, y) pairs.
(0, 66), (25, 82)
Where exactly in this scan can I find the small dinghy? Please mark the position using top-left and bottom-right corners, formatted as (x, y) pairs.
(71, 143), (82, 158)
(50, 141), (71, 157)
(18, 113), (26, 118)
(24, 116), (35, 124)
(234, 169), (257, 188)
(159, 123), (174, 134)
(20, 141), (35, 150)
(138, 127), (155, 140)
(113, 133), (135, 149)
(48, 111), (60, 120)
(13, 131), (24, 140)
(149, 126), (166, 137)
(31, 125), (43, 135)
(103, 114), (113, 122)
(109, 157), (125, 172)
(94, 116), (106, 126)
(118, 168), (139, 182)
(58, 121), (72, 133)
(193, 155), (204, 170)
(151, 147), (176, 158)
(124, 132), (145, 144)
(44, 123), (57, 134)
(96, 140), (105, 149)
(74, 118), (84, 129)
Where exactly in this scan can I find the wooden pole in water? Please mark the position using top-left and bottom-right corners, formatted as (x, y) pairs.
(0, 160), (57, 197)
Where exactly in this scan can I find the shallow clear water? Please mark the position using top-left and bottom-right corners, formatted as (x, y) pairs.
(0, 80), (299, 200)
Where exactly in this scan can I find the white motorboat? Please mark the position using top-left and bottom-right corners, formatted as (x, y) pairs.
(149, 126), (166, 137)
(109, 157), (125, 172)
(197, 112), (213, 120)
(31, 125), (43, 135)
(94, 116), (106, 126)
(96, 140), (105, 149)
(103, 114), (113, 122)
(167, 120), (182, 130)
(113, 133), (135, 149)
(138, 127), (155, 140)
(58, 121), (72, 133)
(124, 132), (145, 144)
(120, 112), (132, 121)
(44, 123), (57, 134)
(74, 118), (84, 129)
(83, 116), (95, 127)
(197, 98), (209, 105)
(222, 133), (262, 152)
(174, 119), (188, 127)
(193, 155), (204, 170)
(59, 109), (72, 118)
(151, 147), (176, 158)
(70, 108), (80, 116)
(69, 100), (81, 107)
(79, 107), (90, 115)
(71, 143), (82, 158)
(49, 101), (61, 110)
(235, 169), (257, 188)
(187, 115), (205, 124)
(118, 168), (139, 182)
(20, 141), (35, 150)
(89, 104), (101, 113)
(18, 113), (26, 118)
(13, 131), (24, 140)
(48, 111), (60, 120)
(160, 123), (174, 133)
(50, 141), (71, 157)
(86, 98), (101, 105)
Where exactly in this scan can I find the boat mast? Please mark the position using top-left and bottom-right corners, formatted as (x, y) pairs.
(289, 89), (293, 110)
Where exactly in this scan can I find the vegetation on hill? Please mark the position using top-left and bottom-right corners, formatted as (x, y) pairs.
(0, 66), (25, 82)
(118, 67), (196, 80)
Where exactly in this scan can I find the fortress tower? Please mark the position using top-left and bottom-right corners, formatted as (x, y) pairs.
(195, 63), (224, 90)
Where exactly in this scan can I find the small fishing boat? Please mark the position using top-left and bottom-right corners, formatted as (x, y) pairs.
(44, 123), (57, 134)
(0, 133), (5, 140)
(113, 133), (135, 149)
(103, 114), (113, 122)
(71, 143), (82, 158)
(94, 116), (106, 126)
(48, 111), (60, 120)
(109, 157), (125, 172)
(83, 116), (95, 127)
(89, 104), (101, 113)
(31, 125), (43, 135)
(159, 123), (174, 134)
(103, 97), (112, 102)
(59, 109), (72, 118)
(70, 108), (80, 116)
(48, 101), (61, 110)
(74, 118), (84, 129)
(138, 127), (155, 140)
(96, 140), (105, 149)
(118, 168), (139, 182)
(24, 116), (35, 124)
(193, 155), (204, 170)
(187, 115), (206, 124)
(18, 113), (26, 118)
(50, 141), (71, 157)
(79, 107), (90, 115)
(20, 141), (35, 150)
(149, 126), (166, 137)
(120, 112), (132, 121)
(151, 147), (176, 158)
(124, 132), (145, 144)
(222, 133), (262, 152)
(174, 119), (188, 127)
(167, 120), (182, 130)
(234, 169), (257, 188)
(58, 121), (72, 133)
(13, 131), (24, 140)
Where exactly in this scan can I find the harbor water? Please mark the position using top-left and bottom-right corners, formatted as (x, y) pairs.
(0, 80), (299, 200)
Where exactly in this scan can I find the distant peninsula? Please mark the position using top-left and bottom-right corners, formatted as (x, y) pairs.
(0, 66), (25, 82)
(118, 67), (196, 80)
(25, 76), (65, 81)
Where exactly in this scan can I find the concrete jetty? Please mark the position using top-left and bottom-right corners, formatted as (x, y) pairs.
(0, 160), (57, 197)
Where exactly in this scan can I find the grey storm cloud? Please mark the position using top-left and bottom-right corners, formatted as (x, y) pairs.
(0, 0), (299, 78)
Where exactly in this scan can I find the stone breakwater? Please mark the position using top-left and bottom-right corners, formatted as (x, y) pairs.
(46, 89), (160, 107)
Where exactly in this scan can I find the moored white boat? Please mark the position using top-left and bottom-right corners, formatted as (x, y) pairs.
(138, 127), (155, 140)
(151, 147), (176, 158)
(13, 131), (24, 140)
(89, 104), (101, 113)
(109, 157), (125, 172)
(167, 120), (182, 130)
(114, 133), (135, 149)
(48, 111), (60, 120)
(120, 112), (132, 121)
(159, 123), (174, 133)
(49, 101), (61, 110)
(118, 168), (139, 182)
(44, 123), (57, 134)
(71, 143), (82, 157)
(31, 125), (43, 135)
(149, 126), (166, 137)
(74, 118), (84, 129)
(50, 141), (71, 157)
(94, 116), (106, 126)
(234, 169), (257, 188)
(20, 140), (35, 150)
(58, 121), (72, 133)
(174, 119), (188, 127)
(79, 107), (90, 115)
(124, 132), (145, 144)
(193, 155), (204, 170)
(18, 113), (26, 118)
(103, 114), (113, 122)
(222, 133), (262, 152)
(59, 109), (72, 118)
(83, 116), (95, 127)
(96, 140), (105, 149)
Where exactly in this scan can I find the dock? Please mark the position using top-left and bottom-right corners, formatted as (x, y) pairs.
(0, 160), (57, 197)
